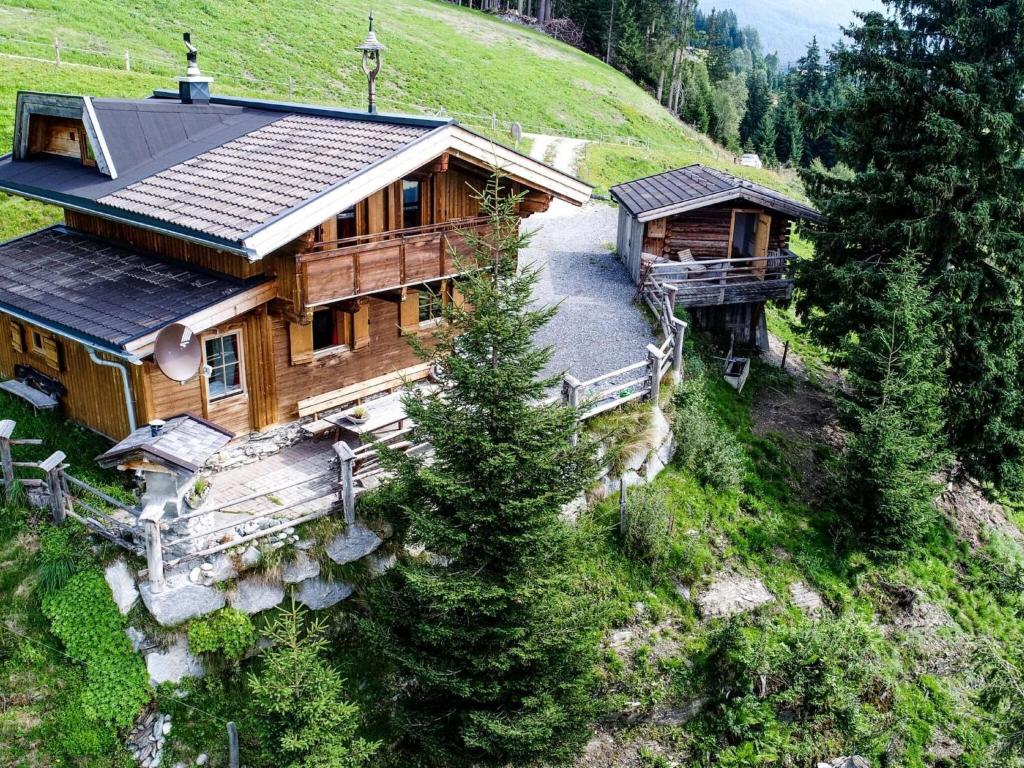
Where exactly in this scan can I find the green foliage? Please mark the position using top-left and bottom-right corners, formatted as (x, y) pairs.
(837, 258), (946, 555)
(247, 600), (379, 768)
(35, 523), (88, 596)
(187, 607), (257, 662)
(361, 179), (602, 767)
(673, 364), (746, 491)
(975, 643), (1024, 762)
(622, 485), (673, 564)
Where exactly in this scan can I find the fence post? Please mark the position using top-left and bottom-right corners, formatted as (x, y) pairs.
(671, 319), (688, 381)
(39, 451), (66, 524)
(781, 340), (790, 372)
(124, 50), (131, 71)
(140, 505), (165, 592)
(647, 344), (665, 408)
(0, 420), (14, 487)
(227, 722), (240, 768)
(563, 375), (582, 446)
(664, 284), (678, 310)
(618, 478), (627, 536)
(334, 442), (356, 525)
(54, 37), (61, 65)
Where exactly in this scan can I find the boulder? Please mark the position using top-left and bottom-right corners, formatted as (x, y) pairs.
(644, 453), (666, 482)
(789, 582), (825, 617)
(104, 559), (139, 615)
(650, 406), (672, 449)
(229, 577), (285, 614)
(139, 572), (226, 627)
(697, 574), (774, 619)
(281, 552), (321, 584)
(145, 638), (204, 686)
(368, 551), (397, 576)
(125, 626), (153, 653)
(561, 494), (587, 521)
(621, 470), (644, 489)
(294, 578), (353, 610)
(623, 444), (649, 473)
(326, 521), (383, 565)
(818, 758), (870, 768)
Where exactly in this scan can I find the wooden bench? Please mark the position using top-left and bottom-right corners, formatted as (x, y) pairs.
(0, 379), (59, 411)
(297, 363), (431, 419)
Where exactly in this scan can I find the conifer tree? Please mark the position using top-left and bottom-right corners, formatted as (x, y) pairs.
(752, 109), (778, 166)
(838, 257), (946, 555)
(360, 178), (601, 767)
(773, 88), (803, 166)
(800, 0), (1024, 490)
(739, 66), (771, 147)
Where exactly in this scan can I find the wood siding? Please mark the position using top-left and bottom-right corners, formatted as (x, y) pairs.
(647, 204), (794, 262)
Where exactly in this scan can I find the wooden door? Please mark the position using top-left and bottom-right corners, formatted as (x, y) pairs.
(753, 212), (771, 280)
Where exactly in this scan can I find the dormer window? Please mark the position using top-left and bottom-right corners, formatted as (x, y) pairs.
(27, 114), (96, 167)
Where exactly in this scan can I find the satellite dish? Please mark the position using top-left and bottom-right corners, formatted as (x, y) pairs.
(154, 323), (202, 383)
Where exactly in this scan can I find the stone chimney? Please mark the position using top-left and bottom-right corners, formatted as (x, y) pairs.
(178, 32), (213, 104)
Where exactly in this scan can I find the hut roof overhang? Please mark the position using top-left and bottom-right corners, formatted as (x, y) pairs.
(0, 91), (593, 260)
(610, 164), (820, 224)
(96, 414), (233, 474)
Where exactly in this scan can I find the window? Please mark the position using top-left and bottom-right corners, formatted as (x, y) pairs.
(312, 306), (350, 354)
(418, 284), (444, 324)
(205, 332), (244, 401)
(30, 331), (45, 354)
(403, 180), (422, 229)
(336, 207), (357, 240)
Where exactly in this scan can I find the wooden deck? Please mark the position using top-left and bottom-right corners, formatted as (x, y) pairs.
(649, 251), (797, 309)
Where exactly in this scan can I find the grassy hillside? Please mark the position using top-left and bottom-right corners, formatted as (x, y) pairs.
(0, 0), (801, 241)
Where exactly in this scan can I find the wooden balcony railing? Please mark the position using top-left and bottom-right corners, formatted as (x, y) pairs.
(650, 250), (797, 308)
(299, 217), (491, 307)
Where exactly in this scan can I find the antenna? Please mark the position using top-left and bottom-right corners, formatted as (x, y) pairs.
(154, 323), (202, 382)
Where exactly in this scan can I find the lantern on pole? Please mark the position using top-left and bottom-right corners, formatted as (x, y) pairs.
(356, 13), (385, 114)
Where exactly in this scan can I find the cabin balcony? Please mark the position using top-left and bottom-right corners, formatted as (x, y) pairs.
(297, 217), (490, 310)
(649, 250), (797, 309)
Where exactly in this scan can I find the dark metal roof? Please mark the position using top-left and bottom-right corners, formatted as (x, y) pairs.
(0, 226), (263, 355)
(96, 413), (233, 474)
(99, 113), (434, 241)
(610, 164), (820, 222)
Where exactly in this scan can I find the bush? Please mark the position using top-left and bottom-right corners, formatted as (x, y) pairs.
(673, 374), (745, 490)
(35, 524), (87, 595)
(187, 607), (257, 662)
(621, 485), (673, 563)
(41, 569), (150, 729)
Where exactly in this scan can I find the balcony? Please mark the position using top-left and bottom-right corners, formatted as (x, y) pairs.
(298, 217), (490, 307)
(649, 250), (797, 309)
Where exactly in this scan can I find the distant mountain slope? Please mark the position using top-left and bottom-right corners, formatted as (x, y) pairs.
(704, 0), (886, 64)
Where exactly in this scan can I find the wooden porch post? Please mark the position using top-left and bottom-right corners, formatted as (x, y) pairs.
(140, 505), (165, 592)
(563, 375), (582, 446)
(0, 420), (14, 487)
(39, 451), (66, 524)
(647, 344), (666, 408)
(334, 442), (356, 525)
(671, 318), (688, 381)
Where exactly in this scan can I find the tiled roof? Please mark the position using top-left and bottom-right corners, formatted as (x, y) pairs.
(610, 164), (820, 222)
(98, 114), (434, 241)
(96, 414), (233, 473)
(0, 226), (262, 353)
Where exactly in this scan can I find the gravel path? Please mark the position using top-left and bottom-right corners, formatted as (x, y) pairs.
(519, 133), (654, 383)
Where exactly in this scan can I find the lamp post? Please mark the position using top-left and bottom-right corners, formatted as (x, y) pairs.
(356, 14), (385, 114)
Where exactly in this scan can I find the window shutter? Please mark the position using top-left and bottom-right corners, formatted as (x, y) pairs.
(352, 304), (370, 350)
(288, 322), (314, 365)
(9, 320), (24, 354)
(399, 291), (420, 334)
(40, 335), (62, 371)
(451, 282), (466, 309)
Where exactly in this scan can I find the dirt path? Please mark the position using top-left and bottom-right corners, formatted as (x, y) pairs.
(526, 132), (588, 176)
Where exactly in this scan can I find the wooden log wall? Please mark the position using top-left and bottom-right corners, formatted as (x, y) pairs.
(646, 204), (795, 261)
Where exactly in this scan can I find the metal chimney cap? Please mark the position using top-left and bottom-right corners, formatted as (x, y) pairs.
(356, 13), (386, 52)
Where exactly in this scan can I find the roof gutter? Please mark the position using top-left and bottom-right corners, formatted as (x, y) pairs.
(0, 303), (142, 364)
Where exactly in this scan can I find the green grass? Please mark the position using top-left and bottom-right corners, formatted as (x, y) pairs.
(0, 0), (804, 241)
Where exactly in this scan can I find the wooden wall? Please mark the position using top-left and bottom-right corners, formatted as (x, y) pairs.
(0, 315), (138, 439)
(647, 204), (795, 261)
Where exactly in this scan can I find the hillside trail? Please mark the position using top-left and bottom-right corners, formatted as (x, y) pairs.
(526, 133), (588, 179)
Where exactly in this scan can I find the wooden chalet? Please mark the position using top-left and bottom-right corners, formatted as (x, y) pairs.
(611, 165), (819, 346)
(0, 55), (590, 441)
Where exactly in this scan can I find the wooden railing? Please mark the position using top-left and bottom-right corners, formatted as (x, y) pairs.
(648, 250), (797, 308)
(300, 217), (492, 307)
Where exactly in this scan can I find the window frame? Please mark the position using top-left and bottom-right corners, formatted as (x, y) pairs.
(203, 330), (246, 403)
(418, 282), (449, 328)
(402, 179), (422, 230)
(29, 330), (46, 356)
(311, 306), (352, 359)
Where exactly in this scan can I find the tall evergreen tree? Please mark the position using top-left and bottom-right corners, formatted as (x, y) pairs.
(752, 109), (778, 166)
(614, 1), (645, 77)
(360, 178), (602, 766)
(738, 66), (771, 147)
(800, 0), (1024, 491)
(773, 88), (803, 166)
(838, 257), (946, 555)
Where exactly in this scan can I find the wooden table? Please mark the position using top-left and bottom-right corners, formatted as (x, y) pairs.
(326, 396), (410, 441)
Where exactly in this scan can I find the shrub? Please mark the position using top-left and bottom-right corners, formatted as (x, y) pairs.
(673, 374), (745, 490)
(621, 485), (673, 563)
(35, 524), (86, 595)
(187, 607), (257, 662)
(41, 569), (150, 729)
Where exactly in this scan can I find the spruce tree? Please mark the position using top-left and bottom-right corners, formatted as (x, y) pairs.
(800, 0), (1024, 490)
(753, 109), (778, 166)
(739, 66), (771, 148)
(773, 88), (803, 166)
(839, 257), (946, 555)
(360, 178), (601, 767)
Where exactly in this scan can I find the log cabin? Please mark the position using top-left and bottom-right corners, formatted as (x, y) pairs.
(0, 49), (591, 442)
(611, 164), (819, 348)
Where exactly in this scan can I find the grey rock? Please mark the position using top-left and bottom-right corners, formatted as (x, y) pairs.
(281, 551), (321, 584)
(697, 574), (775, 619)
(195, 755), (209, 766)
(125, 626), (152, 652)
(789, 581), (825, 617)
(644, 453), (666, 482)
(368, 551), (397, 576)
(652, 697), (707, 725)
(204, 553), (238, 583)
(229, 577), (285, 614)
(623, 444), (649, 473)
(140, 572), (226, 627)
(820, 759), (870, 768)
(560, 494), (587, 521)
(650, 406), (672, 449)
(146, 638), (204, 686)
(104, 559), (138, 615)
(326, 521), (382, 565)
(294, 578), (353, 610)
(241, 546), (261, 568)
(621, 470), (644, 489)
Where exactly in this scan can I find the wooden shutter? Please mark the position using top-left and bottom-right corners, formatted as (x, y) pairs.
(399, 291), (420, 334)
(451, 282), (466, 309)
(647, 218), (667, 239)
(40, 334), (61, 371)
(288, 322), (314, 365)
(352, 304), (370, 350)
(9, 320), (24, 353)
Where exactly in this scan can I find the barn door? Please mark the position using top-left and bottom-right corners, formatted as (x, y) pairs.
(753, 212), (771, 279)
